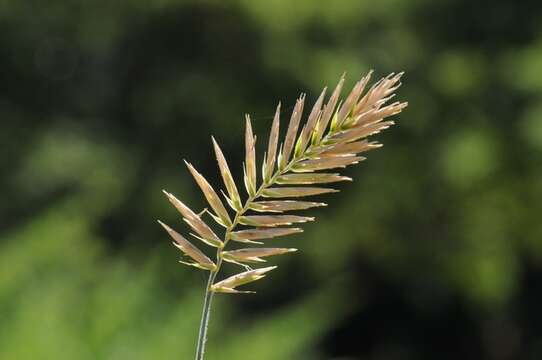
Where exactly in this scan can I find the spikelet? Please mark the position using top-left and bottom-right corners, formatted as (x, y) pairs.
(211, 266), (277, 293)
(223, 248), (297, 264)
(159, 70), (407, 295)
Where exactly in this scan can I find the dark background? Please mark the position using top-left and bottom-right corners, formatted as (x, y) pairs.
(1, 1), (542, 359)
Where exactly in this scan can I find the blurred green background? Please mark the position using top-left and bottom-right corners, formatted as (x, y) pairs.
(1, 0), (541, 359)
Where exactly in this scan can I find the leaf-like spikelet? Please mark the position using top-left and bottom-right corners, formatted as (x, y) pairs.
(185, 161), (232, 227)
(331, 121), (395, 144)
(264, 103), (281, 181)
(281, 95), (305, 167)
(297, 88), (326, 156)
(157, 220), (217, 271)
(315, 75), (345, 141)
(276, 173), (352, 184)
(336, 72), (372, 128)
(239, 215), (314, 227)
(249, 200), (327, 213)
(230, 227), (303, 242)
(292, 156), (365, 172)
(162, 190), (223, 247)
(262, 187), (338, 198)
(355, 72), (403, 114)
(352, 102), (407, 129)
(244, 115), (257, 196)
(211, 266), (277, 293)
(319, 140), (382, 158)
(222, 248), (297, 264)
(212, 137), (242, 211)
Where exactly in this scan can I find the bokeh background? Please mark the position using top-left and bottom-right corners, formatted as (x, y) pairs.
(1, 0), (542, 359)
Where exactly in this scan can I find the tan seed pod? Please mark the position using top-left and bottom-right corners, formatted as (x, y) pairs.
(162, 190), (223, 247)
(262, 187), (338, 198)
(244, 115), (257, 196)
(222, 248), (297, 264)
(212, 137), (242, 211)
(276, 173), (352, 184)
(239, 215), (314, 227)
(230, 227), (303, 242)
(211, 266), (277, 293)
(249, 200), (327, 213)
(157, 220), (217, 271)
(185, 161), (232, 227)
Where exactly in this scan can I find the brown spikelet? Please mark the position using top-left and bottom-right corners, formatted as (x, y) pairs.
(212, 137), (242, 211)
(185, 161), (232, 227)
(158, 220), (217, 271)
(315, 75), (345, 141)
(292, 156), (365, 172)
(319, 140), (382, 158)
(261, 187), (338, 198)
(249, 200), (327, 213)
(162, 190), (223, 247)
(336, 71), (372, 127)
(230, 227), (303, 242)
(264, 103), (281, 181)
(298, 88), (326, 154)
(239, 215), (314, 227)
(223, 248), (297, 264)
(244, 115), (257, 196)
(276, 173), (352, 184)
(281, 95), (305, 167)
(211, 266), (277, 293)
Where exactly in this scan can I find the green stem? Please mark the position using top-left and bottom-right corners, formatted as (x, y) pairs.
(195, 271), (217, 360)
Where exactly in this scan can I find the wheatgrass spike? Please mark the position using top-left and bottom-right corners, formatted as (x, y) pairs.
(158, 70), (407, 360)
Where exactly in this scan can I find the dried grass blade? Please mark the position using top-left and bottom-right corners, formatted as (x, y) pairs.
(239, 215), (314, 227)
(249, 200), (327, 212)
(276, 173), (352, 184)
(262, 187), (338, 198)
(212, 137), (242, 211)
(185, 161), (232, 227)
(158, 220), (217, 271)
(230, 227), (303, 241)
